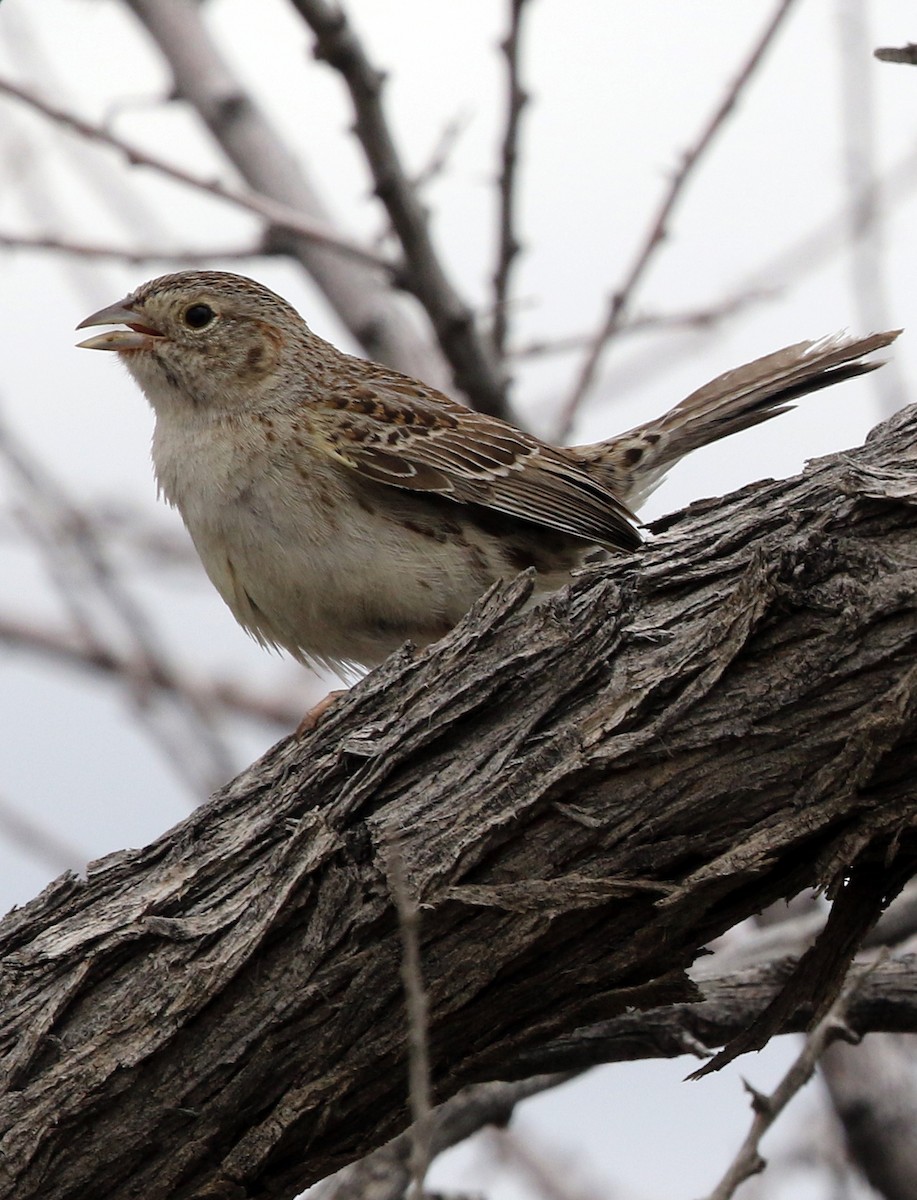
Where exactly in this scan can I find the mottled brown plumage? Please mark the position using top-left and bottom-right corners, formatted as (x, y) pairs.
(76, 270), (899, 675)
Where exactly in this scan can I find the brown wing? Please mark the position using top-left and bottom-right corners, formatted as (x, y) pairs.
(576, 330), (901, 508)
(311, 364), (642, 551)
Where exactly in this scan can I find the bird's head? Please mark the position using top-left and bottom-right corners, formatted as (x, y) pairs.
(77, 270), (311, 415)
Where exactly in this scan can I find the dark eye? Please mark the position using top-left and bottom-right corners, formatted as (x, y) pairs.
(184, 303), (215, 329)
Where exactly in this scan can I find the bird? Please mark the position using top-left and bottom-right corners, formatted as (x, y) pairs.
(77, 270), (898, 679)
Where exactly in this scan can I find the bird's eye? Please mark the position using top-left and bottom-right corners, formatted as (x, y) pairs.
(184, 303), (215, 329)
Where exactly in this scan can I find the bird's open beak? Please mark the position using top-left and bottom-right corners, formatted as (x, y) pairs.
(76, 299), (164, 351)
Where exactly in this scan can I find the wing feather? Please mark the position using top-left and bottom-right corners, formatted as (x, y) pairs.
(312, 367), (641, 551)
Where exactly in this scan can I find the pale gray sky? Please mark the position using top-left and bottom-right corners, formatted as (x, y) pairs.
(1, 2), (914, 1196)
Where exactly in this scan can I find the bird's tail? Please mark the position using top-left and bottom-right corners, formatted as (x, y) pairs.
(573, 329), (901, 509)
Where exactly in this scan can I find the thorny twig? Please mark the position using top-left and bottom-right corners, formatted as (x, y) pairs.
(700, 971), (871, 1200)
(555, 0), (801, 441)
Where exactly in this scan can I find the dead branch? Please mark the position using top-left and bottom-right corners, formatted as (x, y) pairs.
(2, 404), (917, 1199)
(702, 982), (863, 1200)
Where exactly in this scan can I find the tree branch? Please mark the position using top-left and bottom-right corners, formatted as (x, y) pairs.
(122, 0), (448, 383)
(703, 981), (863, 1200)
(291, 0), (510, 416)
(556, 0), (801, 440)
(491, 0), (533, 359)
(0, 231), (267, 265)
(0, 77), (391, 272)
(1, 404), (917, 1199)
(0, 614), (301, 729)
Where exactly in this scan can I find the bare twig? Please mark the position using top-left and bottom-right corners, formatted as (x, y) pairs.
(0, 412), (236, 796)
(291, 0), (510, 416)
(0, 231), (267, 265)
(0, 614), (302, 729)
(315, 1075), (572, 1200)
(491, 0), (533, 359)
(511, 289), (777, 360)
(700, 979), (865, 1200)
(123, 0), (447, 382)
(0, 6), (173, 303)
(412, 113), (470, 194)
(875, 43), (917, 65)
(487, 1126), (623, 1200)
(385, 837), (434, 1200)
(836, 0), (907, 418)
(584, 139), (917, 407)
(555, 0), (800, 441)
(0, 76), (391, 273)
(0, 794), (86, 877)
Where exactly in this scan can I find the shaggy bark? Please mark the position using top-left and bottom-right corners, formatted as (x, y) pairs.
(2, 406), (917, 1200)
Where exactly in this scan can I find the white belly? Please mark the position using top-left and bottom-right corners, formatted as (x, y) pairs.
(151, 410), (501, 672)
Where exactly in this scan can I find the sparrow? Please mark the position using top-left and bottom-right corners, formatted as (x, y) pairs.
(77, 270), (898, 676)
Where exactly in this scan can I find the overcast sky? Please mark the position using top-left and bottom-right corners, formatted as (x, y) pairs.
(2, 2), (915, 1196)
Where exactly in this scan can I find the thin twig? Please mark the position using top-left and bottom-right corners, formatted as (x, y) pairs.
(412, 113), (470, 194)
(314, 1075), (573, 1200)
(291, 0), (509, 416)
(0, 411), (236, 796)
(385, 836), (434, 1200)
(491, 0), (533, 359)
(836, 0), (907, 418)
(0, 793), (87, 877)
(511, 289), (776, 360)
(0, 231), (268, 265)
(875, 43), (917, 65)
(700, 979), (865, 1200)
(0, 614), (302, 729)
(555, 0), (800, 441)
(124, 0), (447, 382)
(573, 138), (917, 407)
(0, 76), (390, 272)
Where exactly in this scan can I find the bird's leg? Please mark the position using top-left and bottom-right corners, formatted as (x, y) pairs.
(296, 689), (347, 735)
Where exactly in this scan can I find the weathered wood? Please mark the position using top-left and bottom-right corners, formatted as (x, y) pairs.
(2, 407), (917, 1200)
(317, 953), (917, 1200)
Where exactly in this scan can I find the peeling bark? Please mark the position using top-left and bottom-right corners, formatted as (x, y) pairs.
(2, 407), (917, 1200)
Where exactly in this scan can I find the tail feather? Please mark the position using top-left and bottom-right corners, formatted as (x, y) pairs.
(574, 330), (901, 508)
